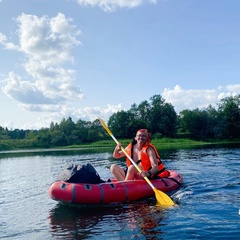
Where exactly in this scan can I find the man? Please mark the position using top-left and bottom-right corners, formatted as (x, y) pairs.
(111, 129), (169, 181)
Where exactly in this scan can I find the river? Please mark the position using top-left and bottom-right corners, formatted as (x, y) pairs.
(0, 145), (239, 239)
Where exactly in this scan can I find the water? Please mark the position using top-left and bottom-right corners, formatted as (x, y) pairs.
(0, 146), (239, 239)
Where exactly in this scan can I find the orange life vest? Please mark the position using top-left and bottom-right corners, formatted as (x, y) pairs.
(125, 143), (169, 178)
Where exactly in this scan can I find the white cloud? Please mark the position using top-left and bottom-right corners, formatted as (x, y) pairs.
(66, 103), (123, 122)
(0, 12), (83, 107)
(17, 13), (81, 65)
(226, 84), (240, 96)
(162, 84), (240, 113)
(0, 12), (125, 130)
(17, 103), (124, 129)
(0, 33), (19, 50)
(76, 0), (157, 12)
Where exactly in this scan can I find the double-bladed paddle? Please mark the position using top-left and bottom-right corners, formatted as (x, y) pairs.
(98, 117), (175, 207)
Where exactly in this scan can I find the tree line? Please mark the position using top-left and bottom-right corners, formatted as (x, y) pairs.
(0, 94), (239, 150)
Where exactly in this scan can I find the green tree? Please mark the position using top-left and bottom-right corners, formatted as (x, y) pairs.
(87, 119), (103, 142)
(205, 105), (224, 139)
(178, 109), (210, 139)
(59, 117), (77, 145)
(75, 119), (90, 143)
(37, 128), (52, 147)
(148, 95), (177, 137)
(0, 127), (10, 140)
(129, 101), (151, 126)
(108, 111), (135, 138)
(49, 129), (67, 146)
(218, 95), (240, 138)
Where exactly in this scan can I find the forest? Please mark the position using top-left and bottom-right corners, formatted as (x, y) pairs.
(0, 94), (239, 150)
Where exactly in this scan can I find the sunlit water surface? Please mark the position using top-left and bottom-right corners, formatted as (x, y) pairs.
(0, 146), (239, 239)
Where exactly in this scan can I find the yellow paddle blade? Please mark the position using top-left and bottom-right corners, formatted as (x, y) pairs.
(98, 117), (113, 136)
(153, 188), (175, 207)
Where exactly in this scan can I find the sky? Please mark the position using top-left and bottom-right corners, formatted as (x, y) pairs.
(0, 0), (240, 130)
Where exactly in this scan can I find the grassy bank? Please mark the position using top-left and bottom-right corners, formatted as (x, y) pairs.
(1, 138), (240, 152)
(64, 138), (240, 150)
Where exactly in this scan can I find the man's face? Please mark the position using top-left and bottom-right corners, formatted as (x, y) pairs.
(135, 131), (148, 145)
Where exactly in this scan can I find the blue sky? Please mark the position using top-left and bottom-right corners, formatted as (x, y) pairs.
(0, 0), (239, 130)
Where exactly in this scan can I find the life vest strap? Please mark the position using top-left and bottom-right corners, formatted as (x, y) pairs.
(136, 159), (142, 165)
(131, 159), (142, 165)
(156, 168), (166, 175)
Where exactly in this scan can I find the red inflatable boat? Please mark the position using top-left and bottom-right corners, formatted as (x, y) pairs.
(48, 170), (183, 205)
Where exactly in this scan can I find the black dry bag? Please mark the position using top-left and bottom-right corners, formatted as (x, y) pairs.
(57, 163), (105, 184)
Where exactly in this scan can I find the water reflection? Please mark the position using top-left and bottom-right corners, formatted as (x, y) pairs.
(48, 199), (168, 239)
(124, 202), (166, 238)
